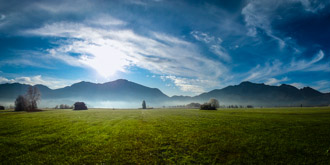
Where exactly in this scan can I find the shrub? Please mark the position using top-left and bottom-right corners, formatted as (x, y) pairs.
(186, 102), (201, 108)
(200, 103), (217, 110)
(73, 102), (88, 110)
(247, 105), (254, 108)
(56, 104), (73, 109)
(15, 95), (28, 111)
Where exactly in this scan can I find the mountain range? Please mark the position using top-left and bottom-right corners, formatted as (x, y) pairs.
(0, 79), (329, 108)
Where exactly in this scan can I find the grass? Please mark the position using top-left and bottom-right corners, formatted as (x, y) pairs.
(0, 107), (330, 164)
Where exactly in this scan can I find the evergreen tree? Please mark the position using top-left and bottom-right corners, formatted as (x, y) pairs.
(142, 100), (146, 109)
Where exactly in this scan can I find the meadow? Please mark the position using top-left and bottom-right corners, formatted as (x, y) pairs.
(0, 107), (330, 164)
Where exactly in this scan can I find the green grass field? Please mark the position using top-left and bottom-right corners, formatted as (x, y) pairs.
(1, 107), (330, 164)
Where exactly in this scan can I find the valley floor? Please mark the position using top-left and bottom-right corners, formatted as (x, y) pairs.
(0, 107), (330, 164)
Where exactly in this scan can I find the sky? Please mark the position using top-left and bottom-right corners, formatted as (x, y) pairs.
(0, 0), (330, 96)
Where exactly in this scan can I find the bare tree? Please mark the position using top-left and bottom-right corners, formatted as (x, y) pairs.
(208, 98), (220, 108)
(25, 86), (41, 111)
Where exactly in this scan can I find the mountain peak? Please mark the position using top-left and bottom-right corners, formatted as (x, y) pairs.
(239, 81), (265, 86)
(74, 81), (93, 85)
(301, 86), (320, 92)
(280, 84), (297, 89)
(113, 79), (128, 83)
(239, 81), (252, 85)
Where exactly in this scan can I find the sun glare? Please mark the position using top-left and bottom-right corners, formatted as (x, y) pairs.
(78, 42), (130, 78)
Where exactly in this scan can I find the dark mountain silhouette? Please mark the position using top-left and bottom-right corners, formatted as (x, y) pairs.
(192, 81), (330, 106)
(0, 80), (329, 107)
(0, 79), (168, 104)
(52, 79), (168, 101)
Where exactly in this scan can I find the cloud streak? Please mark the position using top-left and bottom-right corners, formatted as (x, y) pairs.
(244, 50), (329, 82)
(160, 75), (219, 94)
(191, 31), (231, 62)
(0, 75), (80, 89)
(241, 0), (286, 48)
(1, 0), (329, 94)
(23, 19), (227, 93)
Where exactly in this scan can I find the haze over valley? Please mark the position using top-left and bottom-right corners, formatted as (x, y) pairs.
(1, 79), (329, 108)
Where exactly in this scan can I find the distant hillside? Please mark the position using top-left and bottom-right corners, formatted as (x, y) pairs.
(192, 82), (330, 107)
(0, 80), (329, 107)
(49, 79), (168, 101)
(0, 79), (169, 107)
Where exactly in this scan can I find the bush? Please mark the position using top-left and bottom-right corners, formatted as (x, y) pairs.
(186, 102), (201, 108)
(200, 103), (217, 110)
(0, 106), (5, 110)
(200, 98), (219, 110)
(55, 104), (73, 109)
(15, 95), (28, 111)
(73, 102), (88, 110)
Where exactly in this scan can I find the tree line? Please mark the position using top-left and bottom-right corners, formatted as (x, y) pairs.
(13, 86), (88, 111)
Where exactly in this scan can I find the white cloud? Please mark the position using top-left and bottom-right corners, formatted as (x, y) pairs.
(23, 19), (227, 93)
(0, 75), (80, 89)
(296, 0), (328, 13)
(86, 15), (127, 27)
(315, 80), (330, 92)
(289, 50), (328, 71)
(161, 75), (219, 94)
(0, 58), (54, 69)
(191, 31), (230, 61)
(241, 0), (286, 49)
(290, 80), (330, 92)
(0, 14), (5, 21)
(191, 31), (218, 43)
(0, 77), (15, 84)
(244, 50), (329, 82)
(241, 0), (329, 49)
(265, 77), (288, 85)
(290, 82), (305, 89)
(32, 0), (96, 14)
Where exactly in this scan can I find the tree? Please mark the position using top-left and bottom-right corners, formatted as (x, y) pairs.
(208, 98), (220, 108)
(25, 86), (41, 111)
(55, 104), (73, 109)
(200, 103), (216, 110)
(15, 95), (28, 111)
(200, 98), (220, 110)
(0, 105), (5, 110)
(73, 102), (88, 110)
(142, 100), (146, 109)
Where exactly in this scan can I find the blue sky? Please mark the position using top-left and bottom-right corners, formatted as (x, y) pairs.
(0, 0), (329, 96)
